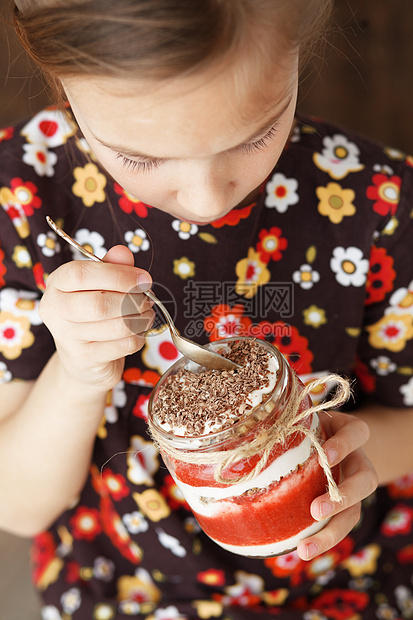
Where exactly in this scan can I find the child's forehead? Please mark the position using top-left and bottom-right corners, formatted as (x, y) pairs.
(65, 51), (298, 135)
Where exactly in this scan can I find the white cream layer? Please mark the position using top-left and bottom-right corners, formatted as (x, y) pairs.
(159, 354), (279, 436)
(210, 517), (329, 557)
(174, 414), (319, 518)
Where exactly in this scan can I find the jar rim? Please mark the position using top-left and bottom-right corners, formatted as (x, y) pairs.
(148, 337), (291, 451)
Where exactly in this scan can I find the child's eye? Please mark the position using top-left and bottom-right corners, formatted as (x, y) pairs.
(241, 122), (280, 154)
(116, 153), (163, 172)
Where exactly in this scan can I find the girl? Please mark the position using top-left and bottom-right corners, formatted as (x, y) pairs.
(0, 1), (412, 618)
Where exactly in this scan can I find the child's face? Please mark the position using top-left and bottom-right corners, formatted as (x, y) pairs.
(63, 53), (298, 224)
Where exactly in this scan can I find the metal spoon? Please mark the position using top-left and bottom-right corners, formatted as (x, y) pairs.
(46, 217), (240, 371)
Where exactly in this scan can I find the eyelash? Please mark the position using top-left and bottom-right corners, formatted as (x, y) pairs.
(116, 121), (280, 172)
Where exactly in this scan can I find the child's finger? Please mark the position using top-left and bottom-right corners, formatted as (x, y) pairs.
(310, 448), (378, 521)
(69, 309), (155, 342)
(297, 503), (362, 561)
(320, 413), (371, 468)
(47, 259), (152, 294)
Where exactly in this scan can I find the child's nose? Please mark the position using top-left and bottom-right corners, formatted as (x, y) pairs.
(176, 160), (235, 219)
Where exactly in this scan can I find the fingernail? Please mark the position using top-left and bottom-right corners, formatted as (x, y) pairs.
(319, 501), (334, 518)
(137, 274), (152, 291)
(326, 448), (338, 466)
(305, 542), (319, 560)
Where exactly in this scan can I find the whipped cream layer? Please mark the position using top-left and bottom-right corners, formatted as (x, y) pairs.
(211, 517), (329, 558)
(173, 414), (319, 517)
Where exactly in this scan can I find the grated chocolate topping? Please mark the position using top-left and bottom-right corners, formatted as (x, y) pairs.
(152, 339), (277, 436)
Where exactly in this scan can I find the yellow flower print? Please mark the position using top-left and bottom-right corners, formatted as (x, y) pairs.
(0, 311), (34, 359)
(173, 256), (195, 280)
(303, 305), (327, 328)
(341, 543), (381, 577)
(382, 216), (399, 236)
(92, 603), (116, 620)
(367, 313), (413, 352)
(192, 600), (224, 619)
(132, 489), (171, 521)
(117, 568), (161, 608)
(72, 163), (107, 207)
(316, 183), (356, 224)
(235, 247), (270, 299)
(262, 589), (289, 606)
(12, 245), (32, 268)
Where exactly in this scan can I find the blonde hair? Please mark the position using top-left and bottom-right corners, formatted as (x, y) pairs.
(12, 0), (332, 81)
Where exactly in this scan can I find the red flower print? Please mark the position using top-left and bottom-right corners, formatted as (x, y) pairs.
(65, 561), (82, 584)
(354, 357), (376, 394)
(204, 304), (252, 341)
(132, 393), (150, 421)
(256, 227), (288, 263)
(381, 504), (413, 536)
(197, 568), (226, 587)
(123, 367), (160, 388)
(366, 173), (401, 216)
(114, 182), (152, 218)
(9, 177), (42, 216)
(99, 495), (142, 564)
(70, 506), (102, 541)
(397, 544), (413, 564)
(32, 262), (46, 291)
(211, 203), (255, 228)
(0, 245), (6, 287)
(101, 469), (130, 501)
(32, 531), (63, 589)
(310, 589), (369, 620)
(249, 324), (313, 374)
(365, 246), (396, 305)
(388, 473), (413, 499)
(160, 474), (191, 511)
(0, 127), (14, 142)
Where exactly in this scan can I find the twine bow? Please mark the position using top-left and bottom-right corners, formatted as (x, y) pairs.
(149, 373), (351, 503)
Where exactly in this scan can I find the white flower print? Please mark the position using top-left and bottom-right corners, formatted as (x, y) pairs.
(370, 356), (397, 376)
(105, 381), (127, 424)
(0, 288), (42, 324)
(123, 511), (149, 534)
(71, 228), (107, 260)
(37, 231), (61, 257)
(172, 219), (198, 240)
(93, 556), (115, 582)
(41, 606), (63, 620)
(373, 163), (394, 176)
(400, 377), (413, 406)
(21, 109), (75, 148)
(142, 324), (182, 374)
(60, 587), (81, 614)
(22, 143), (58, 177)
(118, 600), (141, 615)
(292, 263), (320, 290)
(0, 361), (12, 383)
(124, 228), (150, 253)
(156, 528), (187, 557)
(313, 134), (365, 180)
(330, 246), (369, 287)
(394, 585), (413, 617)
(387, 280), (413, 316)
(265, 172), (299, 213)
(151, 606), (187, 620)
(12, 245), (32, 268)
(126, 435), (159, 486)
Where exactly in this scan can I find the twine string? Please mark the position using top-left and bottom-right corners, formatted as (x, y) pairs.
(148, 373), (351, 503)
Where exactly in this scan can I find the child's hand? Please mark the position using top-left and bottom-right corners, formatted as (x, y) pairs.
(39, 245), (155, 391)
(297, 410), (378, 561)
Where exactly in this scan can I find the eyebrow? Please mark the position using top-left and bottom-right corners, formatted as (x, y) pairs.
(92, 94), (293, 160)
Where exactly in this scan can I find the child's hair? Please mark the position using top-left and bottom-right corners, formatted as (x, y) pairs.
(12, 0), (332, 82)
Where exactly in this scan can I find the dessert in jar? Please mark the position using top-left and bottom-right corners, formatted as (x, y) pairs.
(148, 337), (340, 558)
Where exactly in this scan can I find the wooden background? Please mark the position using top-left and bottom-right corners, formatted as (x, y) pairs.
(1, 0), (413, 152)
(0, 1), (412, 619)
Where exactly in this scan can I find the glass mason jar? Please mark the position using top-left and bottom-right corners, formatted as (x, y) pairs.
(148, 337), (336, 558)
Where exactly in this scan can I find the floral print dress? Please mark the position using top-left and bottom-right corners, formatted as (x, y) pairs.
(0, 108), (413, 620)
